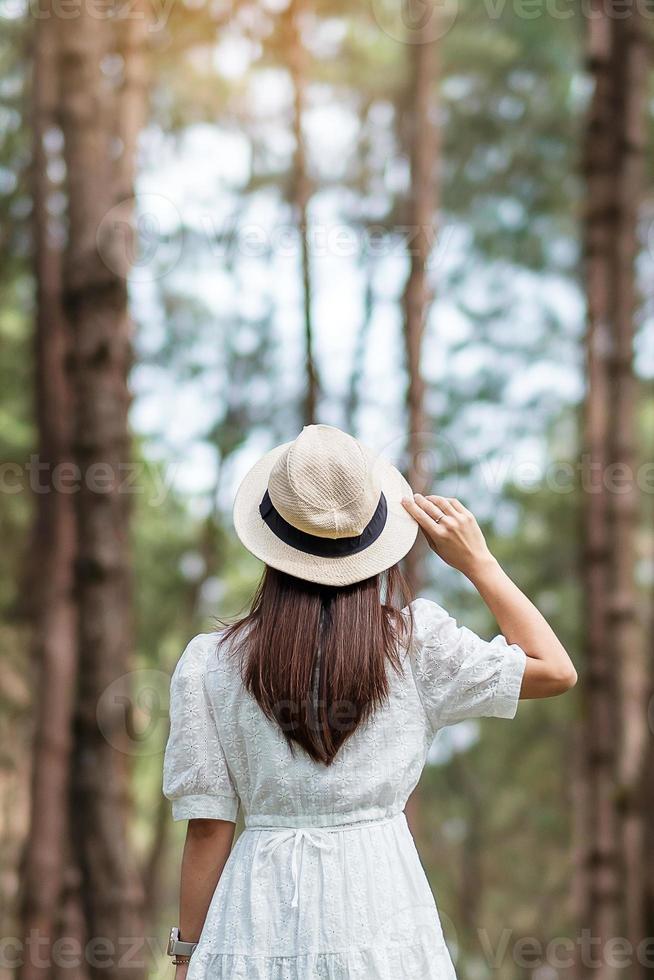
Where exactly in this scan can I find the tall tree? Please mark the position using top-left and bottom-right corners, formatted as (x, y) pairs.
(576, 7), (619, 968)
(57, 8), (149, 975)
(399, 1), (440, 841)
(345, 264), (375, 435)
(400, 1), (439, 594)
(19, 11), (78, 977)
(286, 0), (320, 425)
(115, 1), (150, 206)
(604, 4), (649, 966)
(576, 4), (649, 976)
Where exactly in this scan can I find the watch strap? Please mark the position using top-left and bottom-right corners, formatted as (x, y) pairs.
(167, 927), (198, 958)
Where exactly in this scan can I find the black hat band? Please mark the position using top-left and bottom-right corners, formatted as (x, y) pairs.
(259, 490), (388, 559)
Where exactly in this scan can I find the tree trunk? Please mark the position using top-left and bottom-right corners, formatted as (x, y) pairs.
(142, 792), (171, 935)
(400, 3), (439, 838)
(53, 848), (89, 980)
(450, 755), (483, 964)
(576, 4), (649, 976)
(115, 1), (150, 204)
(645, 741), (654, 950)
(112, 0), (151, 267)
(576, 9), (619, 972)
(57, 9), (145, 977)
(401, 2), (439, 595)
(287, 0), (319, 426)
(345, 263), (374, 435)
(604, 5), (648, 968)
(19, 12), (79, 978)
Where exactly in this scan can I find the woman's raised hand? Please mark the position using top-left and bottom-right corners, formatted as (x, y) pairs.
(401, 493), (494, 580)
(402, 491), (577, 696)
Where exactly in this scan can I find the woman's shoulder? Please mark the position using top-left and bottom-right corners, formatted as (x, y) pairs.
(403, 597), (451, 636)
(170, 629), (232, 683)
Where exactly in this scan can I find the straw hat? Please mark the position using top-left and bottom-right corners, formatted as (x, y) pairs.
(233, 424), (418, 586)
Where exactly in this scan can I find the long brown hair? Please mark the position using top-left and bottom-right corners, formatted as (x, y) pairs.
(223, 564), (413, 765)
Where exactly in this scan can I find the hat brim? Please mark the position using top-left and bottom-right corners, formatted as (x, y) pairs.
(233, 441), (419, 587)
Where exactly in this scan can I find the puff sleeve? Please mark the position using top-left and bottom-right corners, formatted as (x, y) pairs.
(163, 634), (239, 822)
(409, 597), (527, 734)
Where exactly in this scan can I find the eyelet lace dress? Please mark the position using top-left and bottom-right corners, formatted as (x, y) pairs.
(163, 598), (527, 980)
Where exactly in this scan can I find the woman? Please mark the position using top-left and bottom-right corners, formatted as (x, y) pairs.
(163, 424), (576, 979)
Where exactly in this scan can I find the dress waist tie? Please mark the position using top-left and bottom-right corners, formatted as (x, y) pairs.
(257, 828), (336, 909)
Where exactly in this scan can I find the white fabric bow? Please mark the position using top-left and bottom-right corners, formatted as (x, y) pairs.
(259, 828), (336, 908)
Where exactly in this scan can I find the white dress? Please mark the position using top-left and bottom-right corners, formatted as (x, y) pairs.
(163, 598), (527, 980)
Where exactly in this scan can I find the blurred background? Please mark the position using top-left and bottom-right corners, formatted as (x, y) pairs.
(1, 0), (653, 977)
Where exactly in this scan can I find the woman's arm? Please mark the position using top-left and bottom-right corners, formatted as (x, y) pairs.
(175, 818), (236, 979)
(402, 493), (577, 698)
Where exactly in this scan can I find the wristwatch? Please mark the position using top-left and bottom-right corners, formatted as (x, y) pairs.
(167, 927), (198, 964)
